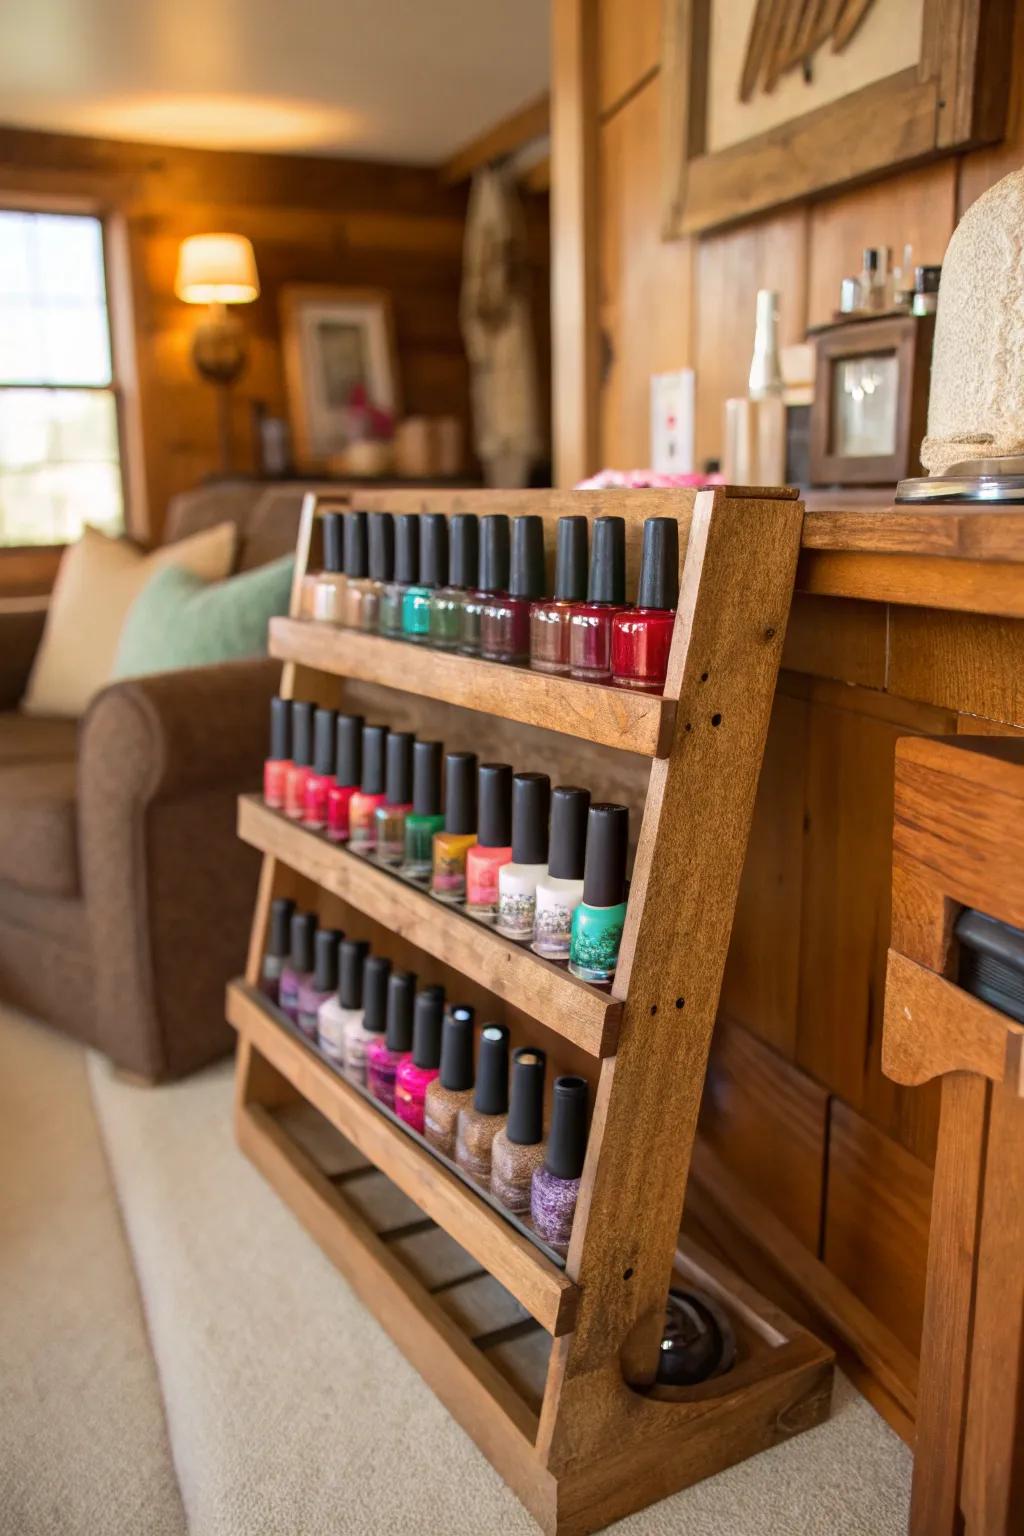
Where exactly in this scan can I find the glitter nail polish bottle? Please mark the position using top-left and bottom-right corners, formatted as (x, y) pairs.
(431, 751), (478, 903)
(611, 517), (679, 693)
(569, 803), (629, 983)
(496, 772), (551, 941)
(297, 926), (341, 1039)
(367, 968), (416, 1110)
(380, 513), (420, 638)
(531, 1075), (588, 1254)
(459, 513), (509, 657)
(480, 514), (546, 664)
(348, 724), (388, 853)
(346, 952), (390, 1087)
(402, 512), (447, 643)
(530, 516), (588, 675)
(326, 713), (363, 844)
(429, 512), (478, 650)
(317, 936), (369, 1069)
(423, 1005), (475, 1158)
(374, 730), (414, 865)
(465, 763), (513, 919)
(455, 1023), (509, 1183)
(532, 786), (590, 959)
(340, 511), (374, 629)
(401, 739), (445, 880)
(395, 984), (445, 1133)
(264, 695), (292, 810)
(260, 896), (294, 1004)
(279, 909), (316, 1022)
(283, 701), (314, 820)
(302, 707), (336, 830)
(364, 512), (395, 633)
(568, 516), (631, 682)
(311, 511), (346, 624)
(491, 1048), (547, 1215)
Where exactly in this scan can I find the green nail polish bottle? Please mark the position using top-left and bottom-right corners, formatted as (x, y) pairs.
(568, 803), (629, 984)
(401, 739), (445, 880)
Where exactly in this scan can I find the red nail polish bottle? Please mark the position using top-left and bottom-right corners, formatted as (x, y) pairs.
(611, 517), (680, 693)
(264, 695), (292, 809)
(348, 724), (388, 852)
(568, 516), (631, 682)
(326, 713), (363, 844)
(302, 707), (336, 830)
(530, 516), (588, 675)
(283, 702), (314, 819)
(480, 514), (546, 664)
(465, 762), (513, 919)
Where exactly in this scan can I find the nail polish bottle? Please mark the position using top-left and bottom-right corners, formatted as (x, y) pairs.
(264, 695), (292, 810)
(431, 751), (478, 903)
(302, 707), (336, 831)
(401, 739), (444, 880)
(568, 516), (631, 682)
(348, 724), (388, 853)
(363, 511), (395, 633)
(569, 803), (629, 983)
(531, 1075), (588, 1254)
(367, 968), (416, 1110)
(395, 985), (445, 1132)
(311, 511), (346, 623)
(402, 512), (447, 643)
(326, 713), (363, 844)
(298, 926), (341, 1040)
(459, 513), (509, 657)
(533, 786), (590, 959)
(341, 511), (373, 629)
(260, 896), (294, 1004)
(465, 762), (513, 919)
(455, 1023), (509, 1183)
(379, 513), (419, 638)
(317, 936), (369, 1069)
(429, 512), (478, 650)
(491, 1048), (546, 1215)
(611, 517), (679, 693)
(283, 701), (314, 820)
(530, 516), (588, 675)
(480, 514), (546, 664)
(424, 1005), (475, 1158)
(374, 729), (415, 865)
(496, 772), (551, 941)
(346, 951), (390, 1087)
(279, 909), (316, 1022)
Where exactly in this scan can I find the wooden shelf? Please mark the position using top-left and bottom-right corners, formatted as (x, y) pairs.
(238, 794), (621, 1057)
(269, 616), (676, 757)
(227, 979), (579, 1336)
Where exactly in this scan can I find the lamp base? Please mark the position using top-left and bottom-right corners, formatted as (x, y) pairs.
(192, 303), (247, 386)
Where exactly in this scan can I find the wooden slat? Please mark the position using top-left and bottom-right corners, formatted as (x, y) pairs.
(237, 795), (620, 1056)
(883, 952), (1024, 1087)
(797, 551), (1024, 619)
(227, 982), (579, 1336)
(440, 94), (550, 184)
(801, 506), (1024, 561)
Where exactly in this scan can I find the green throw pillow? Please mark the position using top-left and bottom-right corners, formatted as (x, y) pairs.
(113, 555), (294, 679)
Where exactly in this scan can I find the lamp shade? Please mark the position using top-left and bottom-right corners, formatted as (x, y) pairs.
(175, 234), (259, 304)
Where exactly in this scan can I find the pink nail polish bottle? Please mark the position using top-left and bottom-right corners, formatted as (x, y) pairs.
(302, 707), (336, 830)
(348, 724), (388, 853)
(465, 762), (513, 920)
(264, 696), (292, 809)
(367, 968), (416, 1111)
(395, 986), (444, 1133)
(326, 713), (363, 844)
(283, 702), (313, 820)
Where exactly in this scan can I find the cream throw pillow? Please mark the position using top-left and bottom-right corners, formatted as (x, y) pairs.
(22, 522), (237, 718)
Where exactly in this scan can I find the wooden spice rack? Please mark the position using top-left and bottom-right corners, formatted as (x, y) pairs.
(227, 486), (834, 1535)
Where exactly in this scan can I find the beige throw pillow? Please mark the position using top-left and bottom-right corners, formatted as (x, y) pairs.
(22, 522), (237, 718)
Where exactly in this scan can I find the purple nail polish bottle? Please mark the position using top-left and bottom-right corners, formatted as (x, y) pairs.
(278, 910), (316, 1022)
(530, 1075), (588, 1254)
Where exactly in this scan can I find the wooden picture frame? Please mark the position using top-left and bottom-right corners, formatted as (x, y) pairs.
(662, 0), (1013, 236)
(280, 285), (400, 473)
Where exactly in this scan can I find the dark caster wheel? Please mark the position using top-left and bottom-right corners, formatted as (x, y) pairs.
(655, 1288), (738, 1387)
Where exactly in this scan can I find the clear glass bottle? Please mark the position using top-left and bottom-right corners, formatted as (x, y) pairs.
(431, 751), (477, 903)
(402, 512), (447, 643)
(491, 1048), (546, 1215)
(530, 1076), (588, 1253)
(340, 511), (373, 629)
(401, 739), (445, 881)
(568, 516), (630, 683)
(480, 514), (546, 664)
(747, 287), (784, 397)
(423, 1006), (475, 1158)
(259, 896), (294, 1005)
(348, 724), (388, 853)
(345, 953), (390, 1087)
(459, 513), (509, 657)
(367, 968), (416, 1111)
(858, 249), (885, 313)
(454, 1023), (509, 1183)
(379, 513), (419, 638)
(301, 707), (336, 831)
(374, 730), (414, 865)
(428, 512), (478, 650)
(611, 517), (679, 694)
(363, 512), (394, 633)
(310, 511), (346, 623)
(532, 786), (590, 960)
(465, 763), (513, 919)
(569, 803), (629, 984)
(496, 772), (550, 942)
(278, 910), (316, 1022)
(395, 985), (445, 1133)
(297, 927), (341, 1040)
(530, 516), (588, 676)
(317, 937), (369, 1069)
(326, 713), (363, 844)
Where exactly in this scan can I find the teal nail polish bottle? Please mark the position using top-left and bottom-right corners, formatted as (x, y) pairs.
(401, 739), (445, 880)
(569, 803), (629, 983)
(402, 513), (447, 643)
(380, 513), (419, 638)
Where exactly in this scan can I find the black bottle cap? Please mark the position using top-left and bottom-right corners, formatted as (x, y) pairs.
(368, 512), (395, 582)
(312, 708), (336, 776)
(362, 954), (391, 1034)
(313, 927), (341, 992)
(588, 516), (626, 604)
(385, 730), (414, 806)
(412, 739), (443, 817)
(915, 264), (941, 295)
(477, 762), (512, 850)
(321, 512), (343, 574)
(553, 516), (588, 601)
(478, 514), (510, 593)
(419, 513), (449, 588)
(474, 1023), (509, 1116)
(545, 1076), (588, 1180)
(394, 514), (420, 585)
(510, 772), (550, 865)
(507, 1047), (546, 1145)
(337, 938), (370, 1008)
(290, 701), (313, 768)
(548, 786), (590, 881)
(581, 803), (629, 908)
(361, 725), (387, 795)
(412, 985), (445, 1069)
(444, 752), (477, 835)
(637, 517), (680, 611)
(385, 969), (417, 1053)
(449, 513), (479, 589)
(343, 511), (368, 579)
(267, 897), (294, 958)
(269, 695), (291, 761)
(335, 713), (363, 787)
(290, 910), (316, 973)
(440, 1005), (475, 1091)
(509, 514), (546, 599)
(863, 247), (879, 272)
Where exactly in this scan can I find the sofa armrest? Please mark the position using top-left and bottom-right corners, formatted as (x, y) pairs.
(0, 602), (47, 709)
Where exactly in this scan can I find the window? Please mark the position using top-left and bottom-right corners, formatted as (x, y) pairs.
(0, 210), (124, 547)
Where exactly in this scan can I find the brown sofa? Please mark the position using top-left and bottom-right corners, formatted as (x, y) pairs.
(0, 483), (316, 1080)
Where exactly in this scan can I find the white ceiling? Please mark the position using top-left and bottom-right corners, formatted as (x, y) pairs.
(0, 0), (550, 162)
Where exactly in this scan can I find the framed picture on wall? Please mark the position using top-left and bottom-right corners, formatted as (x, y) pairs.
(662, 0), (1012, 236)
(280, 285), (399, 471)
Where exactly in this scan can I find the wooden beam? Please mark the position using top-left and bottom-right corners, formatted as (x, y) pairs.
(440, 94), (550, 184)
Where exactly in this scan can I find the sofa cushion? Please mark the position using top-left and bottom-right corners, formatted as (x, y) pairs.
(0, 712), (77, 765)
(0, 760), (79, 897)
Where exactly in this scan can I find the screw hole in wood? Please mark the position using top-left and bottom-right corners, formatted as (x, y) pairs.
(711, 713), (722, 727)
